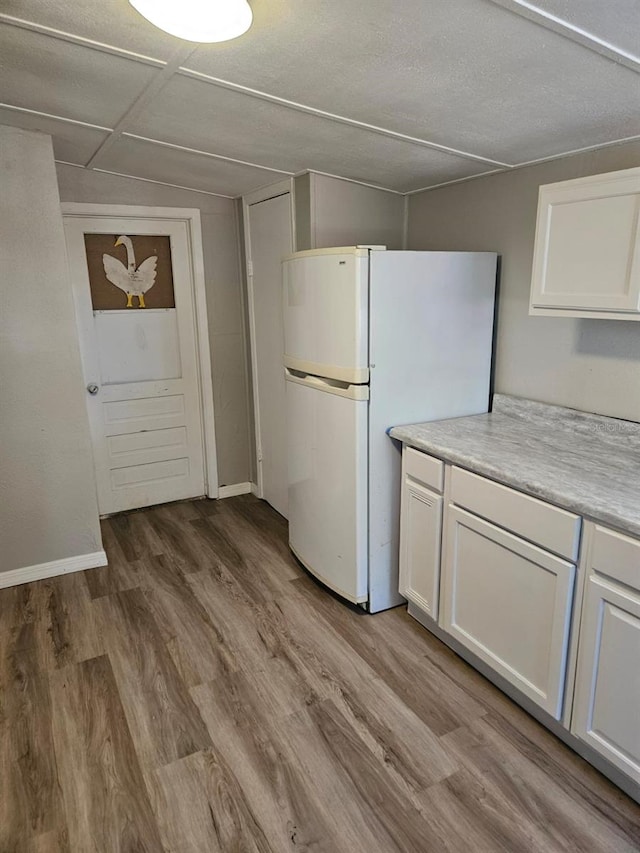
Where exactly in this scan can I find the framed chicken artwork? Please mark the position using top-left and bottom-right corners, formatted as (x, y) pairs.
(83, 234), (176, 310)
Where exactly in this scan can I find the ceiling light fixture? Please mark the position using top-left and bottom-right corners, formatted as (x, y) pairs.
(129, 0), (253, 43)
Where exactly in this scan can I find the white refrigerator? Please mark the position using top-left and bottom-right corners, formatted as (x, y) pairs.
(283, 246), (497, 613)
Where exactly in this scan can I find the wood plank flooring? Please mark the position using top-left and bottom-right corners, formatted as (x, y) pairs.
(1, 495), (639, 852)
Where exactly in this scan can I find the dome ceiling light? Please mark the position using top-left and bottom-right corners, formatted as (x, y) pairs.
(129, 0), (253, 43)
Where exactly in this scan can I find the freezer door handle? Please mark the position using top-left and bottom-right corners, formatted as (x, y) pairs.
(283, 355), (369, 384)
(284, 368), (369, 401)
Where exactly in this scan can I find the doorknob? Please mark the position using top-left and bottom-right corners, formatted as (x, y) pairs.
(87, 383), (99, 395)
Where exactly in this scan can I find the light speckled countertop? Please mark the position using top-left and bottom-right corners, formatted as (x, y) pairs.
(390, 395), (640, 539)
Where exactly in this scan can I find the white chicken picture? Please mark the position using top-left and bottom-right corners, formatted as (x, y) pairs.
(102, 235), (158, 308)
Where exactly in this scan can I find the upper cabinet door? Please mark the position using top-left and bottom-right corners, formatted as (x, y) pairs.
(530, 167), (640, 319)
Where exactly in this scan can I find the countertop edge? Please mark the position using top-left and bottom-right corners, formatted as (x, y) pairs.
(390, 426), (640, 541)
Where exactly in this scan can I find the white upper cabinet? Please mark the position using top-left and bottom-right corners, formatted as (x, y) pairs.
(530, 167), (640, 320)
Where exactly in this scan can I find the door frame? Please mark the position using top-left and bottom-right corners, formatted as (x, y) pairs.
(242, 179), (296, 498)
(61, 202), (219, 501)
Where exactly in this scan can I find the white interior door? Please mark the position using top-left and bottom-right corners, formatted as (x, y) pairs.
(64, 214), (207, 515)
(246, 191), (293, 518)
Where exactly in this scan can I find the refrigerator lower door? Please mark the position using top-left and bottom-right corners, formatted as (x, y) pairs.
(286, 370), (369, 604)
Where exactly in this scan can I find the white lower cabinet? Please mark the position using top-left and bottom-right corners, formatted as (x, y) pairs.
(399, 449), (444, 620)
(571, 529), (640, 785)
(442, 506), (576, 719)
(398, 477), (443, 620)
(398, 445), (640, 797)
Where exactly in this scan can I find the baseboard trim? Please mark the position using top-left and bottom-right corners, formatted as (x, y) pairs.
(250, 482), (260, 496)
(218, 482), (252, 499)
(0, 550), (108, 589)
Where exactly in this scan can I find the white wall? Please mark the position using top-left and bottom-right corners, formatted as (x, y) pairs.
(295, 172), (405, 251)
(407, 141), (640, 421)
(56, 164), (252, 486)
(0, 127), (102, 574)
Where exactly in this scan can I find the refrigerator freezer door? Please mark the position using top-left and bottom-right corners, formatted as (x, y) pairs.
(283, 251), (369, 384)
(286, 373), (368, 604)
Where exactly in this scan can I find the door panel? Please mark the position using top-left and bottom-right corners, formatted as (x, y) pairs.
(442, 506), (575, 719)
(572, 573), (640, 784)
(247, 192), (293, 518)
(95, 310), (181, 383)
(398, 478), (443, 619)
(65, 216), (205, 514)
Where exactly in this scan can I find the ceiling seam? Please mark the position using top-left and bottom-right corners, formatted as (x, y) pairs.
(85, 44), (198, 170)
(0, 100), (425, 189)
(405, 134), (640, 196)
(57, 122), (640, 202)
(405, 168), (508, 195)
(122, 133), (295, 175)
(177, 67), (512, 168)
(0, 14), (166, 67)
(486, 0), (640, 73)
(31, 109), (640, 197)
(92, 167), (235, 198)
(513, 133), (640, 168)
(10, 102), (638, 198)
(299, 169), (404, 195)
(55, 160), (235, 198)
(0, 103), (113, 132)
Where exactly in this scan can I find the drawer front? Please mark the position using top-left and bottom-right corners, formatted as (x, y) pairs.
(592, 526), (640, 591)
(404, 447), (444, 493)
(450, 466), (581, 561)
(442, 506), (576, 719)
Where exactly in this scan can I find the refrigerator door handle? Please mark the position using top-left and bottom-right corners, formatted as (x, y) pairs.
(284, 367), (369, 401)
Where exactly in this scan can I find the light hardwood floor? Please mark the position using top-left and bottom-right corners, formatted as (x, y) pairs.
(1, 495), (639, 852)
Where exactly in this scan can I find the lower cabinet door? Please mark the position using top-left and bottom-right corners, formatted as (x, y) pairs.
(398, 477), (443, 620)
(442, 506), (576, 719)
(572, 574), (640, 784)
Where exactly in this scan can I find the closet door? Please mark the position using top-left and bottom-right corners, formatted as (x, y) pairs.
(244, 184), (294, 517)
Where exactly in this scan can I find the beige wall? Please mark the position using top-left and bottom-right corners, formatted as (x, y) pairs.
(407, 142), (640, 421)
(296, 172), (405, 250)
(294, 173), (312, 251)
(0, 127), (102, 573)
(56, 164), (252, 486)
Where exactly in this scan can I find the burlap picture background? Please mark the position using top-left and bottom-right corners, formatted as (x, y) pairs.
(84, 234), (175, 310)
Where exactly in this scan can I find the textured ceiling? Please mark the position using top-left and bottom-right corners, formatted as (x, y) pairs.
(0, 0), (638, 197)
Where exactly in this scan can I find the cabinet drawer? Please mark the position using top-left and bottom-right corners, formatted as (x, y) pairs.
(450, 466), (581, 561)
(592, 526), (640, 591)
(405, 447), (444, 493)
